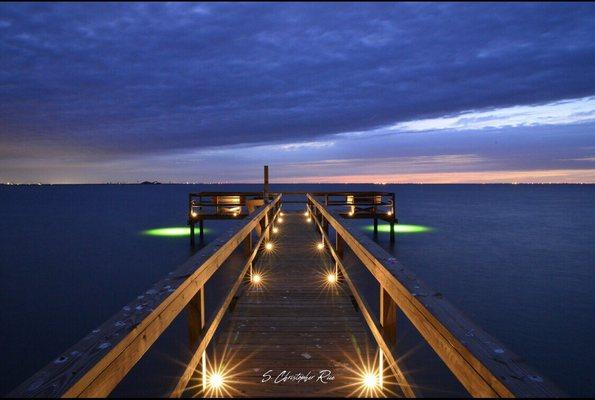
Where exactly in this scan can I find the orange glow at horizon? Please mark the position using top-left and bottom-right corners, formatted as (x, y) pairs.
(273, 168), (595, 184)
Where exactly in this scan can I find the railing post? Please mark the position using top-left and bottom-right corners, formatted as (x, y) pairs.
(187, 287), (206, 394)
(379, 287), (397, 390)
(380, 287), (397, 347)
(335, 231), (345, 260)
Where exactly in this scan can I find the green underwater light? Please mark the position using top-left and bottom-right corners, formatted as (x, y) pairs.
(142, 227), (208, 237)
(363, 224), (433, 234)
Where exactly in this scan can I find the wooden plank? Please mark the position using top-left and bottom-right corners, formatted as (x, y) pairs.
(10, 196), (281, 398)
(308, 195), (563, 397)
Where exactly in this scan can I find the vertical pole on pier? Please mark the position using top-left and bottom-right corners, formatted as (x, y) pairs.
(187, 287), (206, 394)
(189, 193), (195, 247)
(243, 231), (253, 276)
(379, 287), (397, 389)
(373, 215), (378, 238)
(263, 165), (269, 203)
(335, 231), (345, 277)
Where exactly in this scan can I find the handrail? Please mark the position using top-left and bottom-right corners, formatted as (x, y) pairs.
(306, 201), (416, 397)
(10, 194), (282, 398)
(307, 194), (562, 398)
(169, 203), (281, 397)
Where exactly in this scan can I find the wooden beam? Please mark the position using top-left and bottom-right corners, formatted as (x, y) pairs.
(10, 195), (281, 398)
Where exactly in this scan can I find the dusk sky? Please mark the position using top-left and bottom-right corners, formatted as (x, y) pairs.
(1, 2), (595, 183)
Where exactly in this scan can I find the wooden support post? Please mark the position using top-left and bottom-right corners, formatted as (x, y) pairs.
(263, 165), (269, 202)
(190, 223), (195, 247)
(374, 215), (378, 237)
(199, 219), (204, 244)
(187, 287), (206, 394)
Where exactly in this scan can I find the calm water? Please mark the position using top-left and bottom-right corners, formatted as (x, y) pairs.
(0, 184), (593, 396)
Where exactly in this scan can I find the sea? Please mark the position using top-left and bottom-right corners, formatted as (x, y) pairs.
(0, 184), (593, 396)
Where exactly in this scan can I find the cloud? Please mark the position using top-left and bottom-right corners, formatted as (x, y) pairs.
(1, 2), (595, 156)
(389, 96), (595, 133)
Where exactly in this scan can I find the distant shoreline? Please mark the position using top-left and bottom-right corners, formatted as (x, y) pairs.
(1, 182), (593, 186)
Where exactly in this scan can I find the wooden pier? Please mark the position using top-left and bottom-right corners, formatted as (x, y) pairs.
(10, 170), (563, 398)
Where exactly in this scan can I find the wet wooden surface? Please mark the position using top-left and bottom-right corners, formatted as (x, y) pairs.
(200, 211), (388, 398)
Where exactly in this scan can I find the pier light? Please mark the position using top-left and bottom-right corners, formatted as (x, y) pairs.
(363, 372), (379, 390)
(209, 372), (224, 390)
(317, 242), (325, 250)
(307, 217), (312, 223)
(233, 212), (238, 217)
(265, 242), (274, 251)
(277, 217), (284, 223)
(279, 211), (284, 216)
(191, 211), (198, 218)
(387, 210), (393, 216)
(251, 273), (262, 285)
(326, 273), (337, 284)
(303, 211), (309, 216)
(272, 227), (279, 234)
(348, 210), (354, 216)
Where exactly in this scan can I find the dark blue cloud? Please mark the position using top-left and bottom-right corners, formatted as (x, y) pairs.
(1, 2), (595, 156)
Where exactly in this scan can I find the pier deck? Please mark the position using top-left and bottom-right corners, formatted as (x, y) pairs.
(209, 211), (378, 397)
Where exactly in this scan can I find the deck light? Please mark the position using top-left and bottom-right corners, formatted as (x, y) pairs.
(209, 372), (224, 390)
(363, 372), (378, 390)
(317, 242), (325, 250)
(265, 242), (273, 251)
(303, 211), (309, 216)
(307, 217), (312, 223)
(279, 211), (284, 216)
(278, 217), (284, 223)
(387, 210), (393, 216)
(326, 273), (337, 284)
(272, 227), (279, 234)
(348, 210), (354, 216)
(251, 273), (262, 284)
(191, 211), (198, 218)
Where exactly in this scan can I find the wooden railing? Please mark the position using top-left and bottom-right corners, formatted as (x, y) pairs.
(306, 194), (562, 398)
(9, 195), (282, 398)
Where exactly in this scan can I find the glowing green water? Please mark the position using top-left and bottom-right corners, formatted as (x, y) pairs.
(142, 226), (209, 237)
(363, 224), (433, 234)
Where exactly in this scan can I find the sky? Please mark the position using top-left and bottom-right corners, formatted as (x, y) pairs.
(1, 2), (595, 184)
